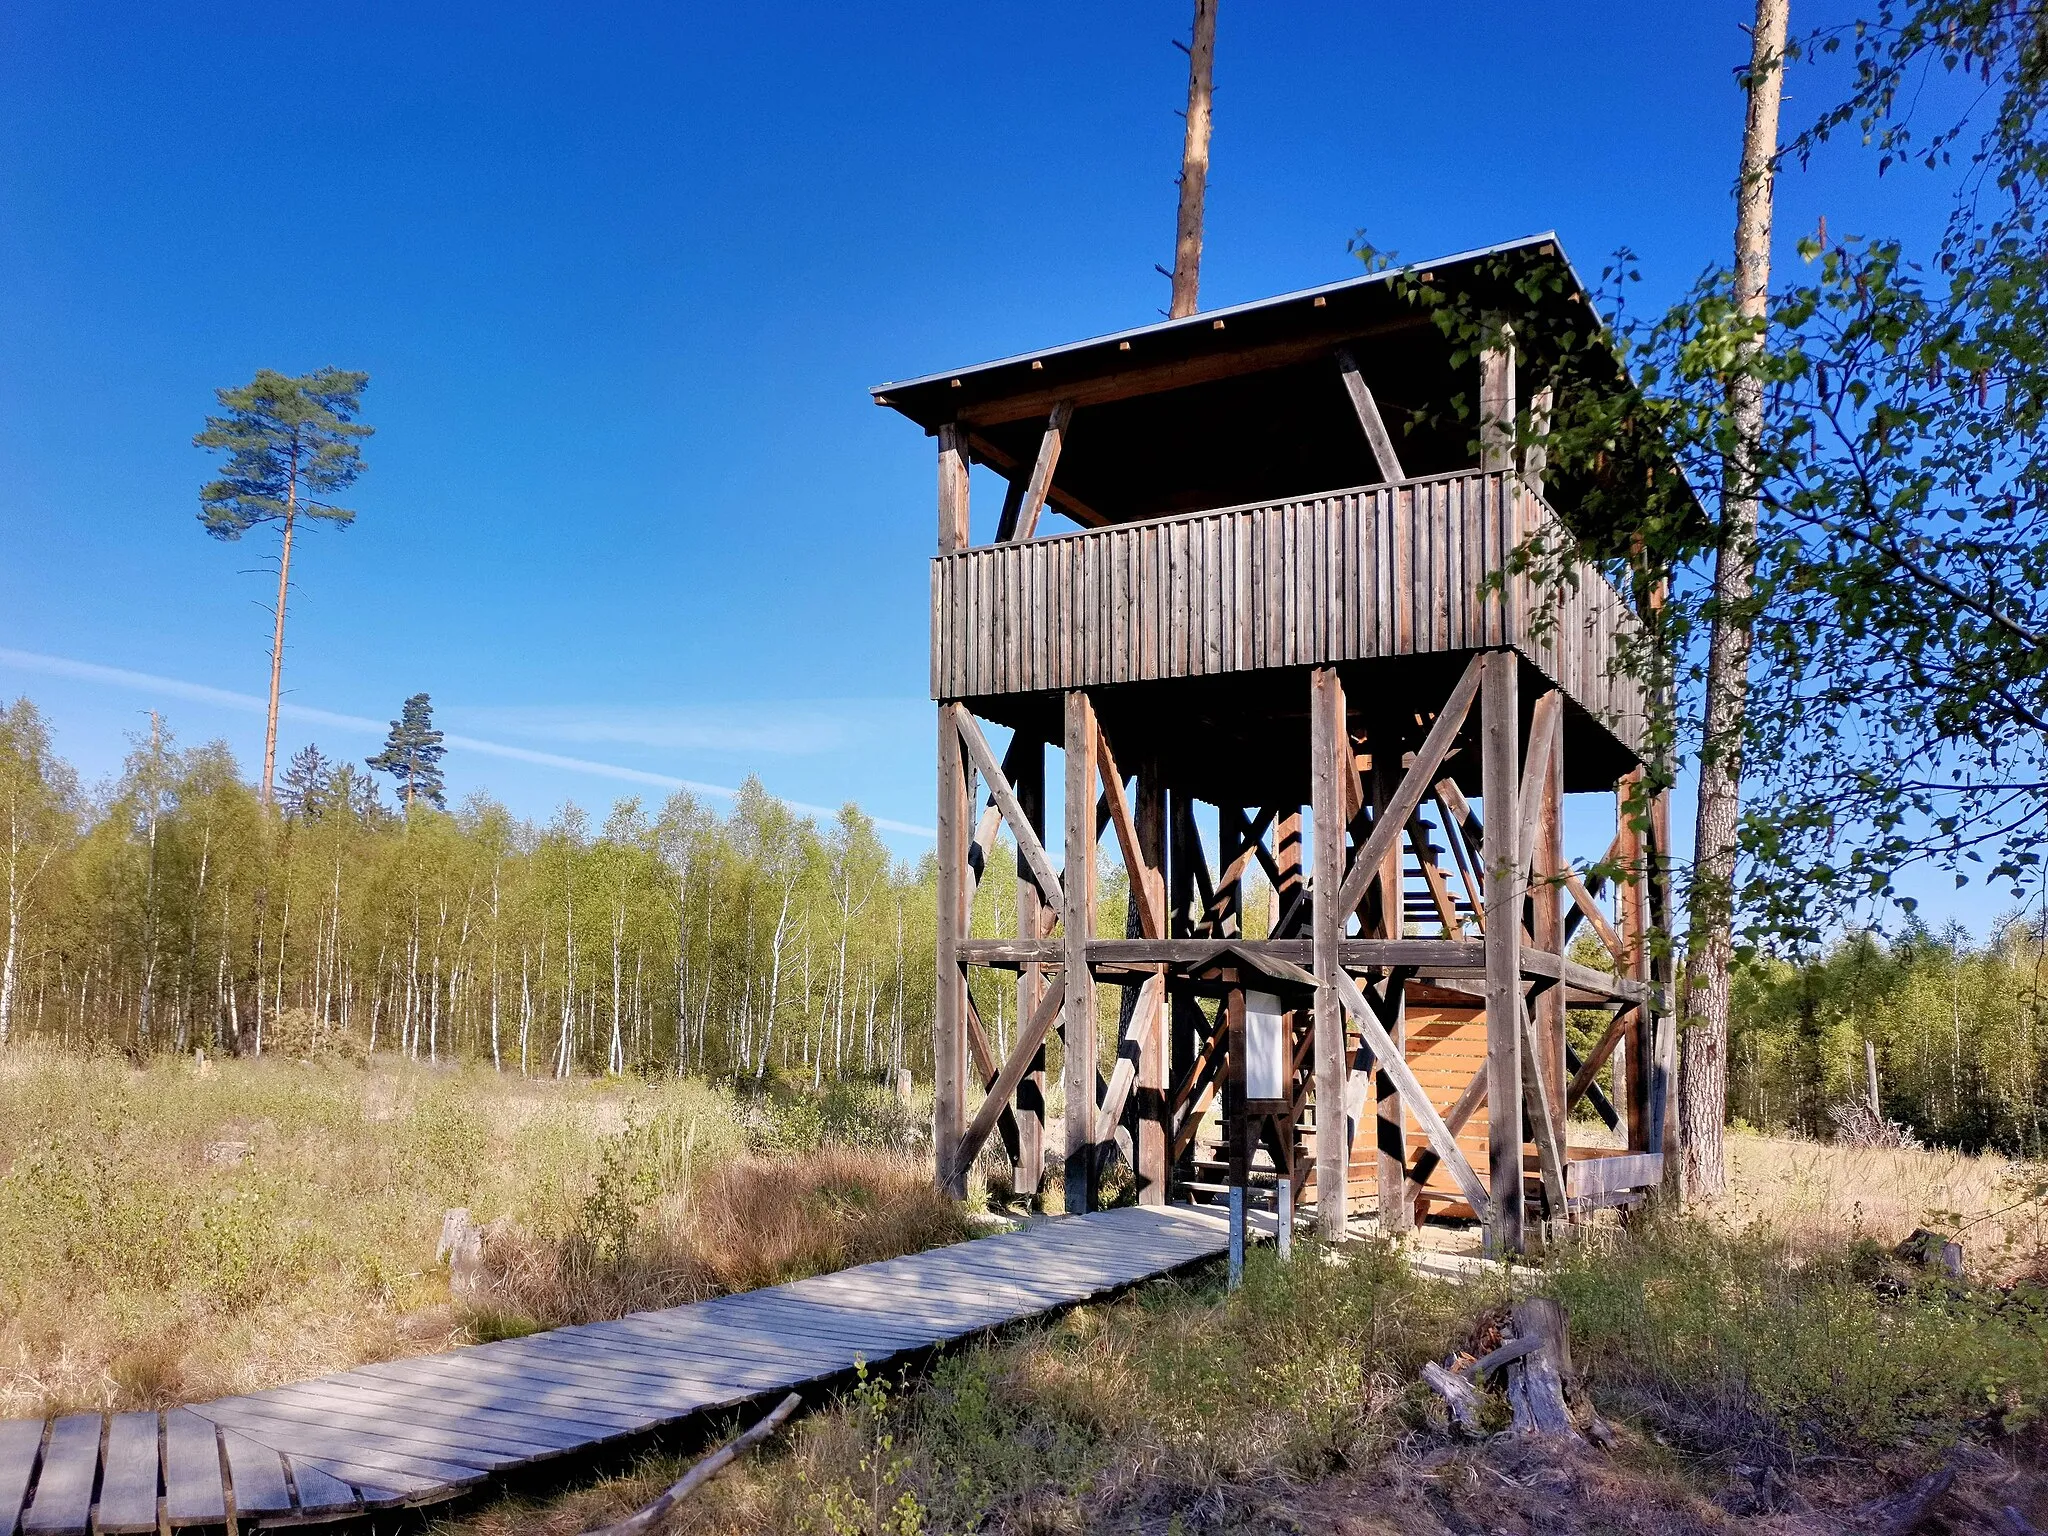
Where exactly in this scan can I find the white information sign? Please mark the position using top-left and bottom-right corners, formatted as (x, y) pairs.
(1245, 989), (1287, 1101)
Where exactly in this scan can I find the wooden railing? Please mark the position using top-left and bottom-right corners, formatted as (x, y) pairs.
(931, 468), (1647, 754)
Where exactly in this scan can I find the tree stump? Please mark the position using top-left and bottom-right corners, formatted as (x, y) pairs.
(437, 1207), (485, 1297)
(1504, 1298), (1580, 1438)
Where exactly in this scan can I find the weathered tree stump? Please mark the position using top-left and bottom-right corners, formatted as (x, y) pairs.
(1503, 1298), (1580, 1438)
(437, 1207), (485, 1297)
(1894, 1228), (1965, 1280)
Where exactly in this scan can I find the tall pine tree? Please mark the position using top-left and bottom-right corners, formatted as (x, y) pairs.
(194, 368), (372, 807)
(367, 695), (447, 812)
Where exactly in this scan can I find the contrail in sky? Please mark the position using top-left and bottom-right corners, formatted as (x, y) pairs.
(0, 647), (937, 838)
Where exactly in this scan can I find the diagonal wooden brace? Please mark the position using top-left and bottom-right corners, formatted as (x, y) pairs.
(1332, 967), (1492, 1220)
(1516, 690), (1564, 882)
(1519, 999), (1569, 1220)
(1566, 1002), (1639, 1111)
(1094, 973), (1164, 1145)
(956, 973), (1068, 1175)
(954, 709), (1065, 911)
(1001, 399), (1075, 542)
(1094, 730), (1164, 940)
(1332, 656), (1485, 922)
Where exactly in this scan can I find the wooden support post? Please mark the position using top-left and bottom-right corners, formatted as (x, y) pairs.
(1168, 789), (1200, 1195)
(1015, 739), (1048, 1198)
(1650, 784), (1679, 1180)
(1135, 765), (1169, 1203)
(938, 422), (971, 553)
(1618, 769), (1650, 1152)
(934, 423), (973, 1201)
(1534, 700), (1567, 1146)
(1480, 651), (1525, 1255)
(1479, 319), (1517, 474)
(1063, 690), (1100, 1214)
(1368, 724), (1411, 1235)
(935, 703), (972, 1198)
(1309, 666), (1350, 1239)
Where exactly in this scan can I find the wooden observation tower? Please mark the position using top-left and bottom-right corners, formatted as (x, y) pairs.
(874, 235), (1674, 1256)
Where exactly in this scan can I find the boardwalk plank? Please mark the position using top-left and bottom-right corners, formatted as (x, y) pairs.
(206, 1417), (482, 1495)
(570, 1324), (848, 1387)
(322, 1372), (653, 1440)
(600, 1319), (858, 1378)
(0, 1204), (1237, 1535)
(495, 1334), (764, 1398)
(273, 1455), (427, 1508)
(160, 1411), (225, 1527)
(218, 1427), (294, 1519)
(284, 1458), (360, 1517)
(370, 1348), (716, 1415)
(204, 1402), (517, 1476)
(0, 1419), (44, 1536)
(241, 1384), (580, 1457)
(280, 1375), (639, 1447)
(94, 1412), (158, 1535)
(20, 1414), (98, 1536)
(348, 1358), (674, 1427)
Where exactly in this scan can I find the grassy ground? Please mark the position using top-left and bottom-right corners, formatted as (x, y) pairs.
(7, 1050), (2048, 1532)
(433, 1129), (2048, 1536)
(0, 1046), (966, 1418)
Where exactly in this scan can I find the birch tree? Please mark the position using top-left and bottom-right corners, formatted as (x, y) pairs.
(0, 701), (77, 1046)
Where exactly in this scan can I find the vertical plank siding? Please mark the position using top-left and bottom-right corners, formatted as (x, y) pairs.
(931, 470), (1646, 755)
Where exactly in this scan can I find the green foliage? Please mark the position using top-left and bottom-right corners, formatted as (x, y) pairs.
(747, 1079), (921, 1155)
(0, 697), (80, 1045)
(1549, 1219), (2048, 1459)
(193, 367), (371, 540)
(0, 702), (945, 1089)
(367, 693), (448, 812)
(801, 1364), (929, 1536)
(1730, 918), (2048, 1151)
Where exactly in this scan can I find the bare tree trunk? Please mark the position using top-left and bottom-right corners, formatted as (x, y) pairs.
(261, 454), (299, 806)
(755, 873), (798, 1079)
(1682, 0), (1790, 1203)
(609, 901), (625, 1076)
(1168, 0), (1218, 320)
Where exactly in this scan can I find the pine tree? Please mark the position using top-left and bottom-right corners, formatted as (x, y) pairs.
(194, 368), (372, 806)
(280, 744), (333, 819)
(367, 695), (447, 812)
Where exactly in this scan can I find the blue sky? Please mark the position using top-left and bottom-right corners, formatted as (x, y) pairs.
(0, 3), (1995, 922)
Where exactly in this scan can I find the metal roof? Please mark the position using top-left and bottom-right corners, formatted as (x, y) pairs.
(869, 231), (1591, 402)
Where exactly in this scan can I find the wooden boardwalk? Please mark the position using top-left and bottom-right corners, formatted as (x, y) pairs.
(0, 1204), (1240, 1534)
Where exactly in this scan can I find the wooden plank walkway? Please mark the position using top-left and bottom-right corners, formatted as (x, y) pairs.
(0, 1204), (1240, 1533)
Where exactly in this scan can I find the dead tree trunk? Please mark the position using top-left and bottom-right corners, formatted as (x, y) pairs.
(1682, 0), (1790, 1203)
(1168, 0), (1218, 320)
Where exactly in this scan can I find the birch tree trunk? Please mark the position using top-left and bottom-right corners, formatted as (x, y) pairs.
(1682, 0), (1791, 1202)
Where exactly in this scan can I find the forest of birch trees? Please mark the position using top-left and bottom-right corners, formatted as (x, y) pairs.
(0, 698), (1021, 1083)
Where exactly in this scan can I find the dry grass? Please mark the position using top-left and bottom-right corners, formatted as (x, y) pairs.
(0, 1045), (964, 1418)
(477, 1146), (968, 1328)
(1719, 1126), (2048, 1276)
